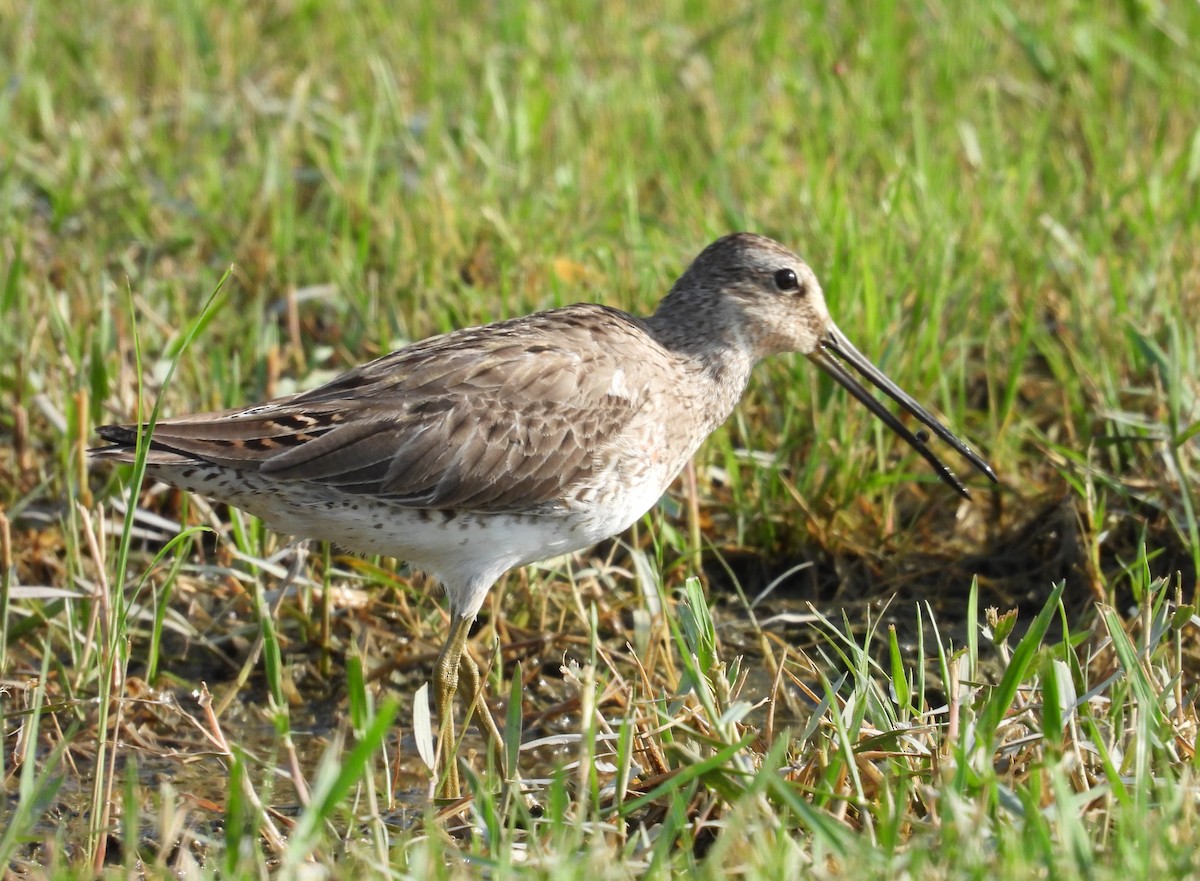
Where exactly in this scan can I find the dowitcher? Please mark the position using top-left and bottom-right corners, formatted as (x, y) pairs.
(93, 233), (997, 797)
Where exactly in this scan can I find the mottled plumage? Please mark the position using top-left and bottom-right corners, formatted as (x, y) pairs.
(92, 233), (997, 797)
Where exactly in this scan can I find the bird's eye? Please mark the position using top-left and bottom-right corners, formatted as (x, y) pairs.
(773, 268), (802, 294)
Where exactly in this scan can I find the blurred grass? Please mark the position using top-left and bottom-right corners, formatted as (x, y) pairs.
(1, 0), (1198, 877)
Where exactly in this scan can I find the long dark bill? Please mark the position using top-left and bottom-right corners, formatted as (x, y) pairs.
(808, 324), (998, 498)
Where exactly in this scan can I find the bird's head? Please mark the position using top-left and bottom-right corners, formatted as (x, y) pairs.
(658, 232), (997, 497)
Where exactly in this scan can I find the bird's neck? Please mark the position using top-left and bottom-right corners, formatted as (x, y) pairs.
(644, 298), (760, 437)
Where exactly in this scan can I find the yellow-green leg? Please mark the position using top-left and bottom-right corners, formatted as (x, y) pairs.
(433, 613), (506, 799)
(458, 643), (506, 757)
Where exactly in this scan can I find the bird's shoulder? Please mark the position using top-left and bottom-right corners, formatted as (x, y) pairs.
(299, 303), (667, 408)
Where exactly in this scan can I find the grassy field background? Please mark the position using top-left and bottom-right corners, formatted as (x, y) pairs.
(2, 0), (1198, 877)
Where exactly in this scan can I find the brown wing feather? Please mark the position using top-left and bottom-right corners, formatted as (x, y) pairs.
(96, 305), (669, 514)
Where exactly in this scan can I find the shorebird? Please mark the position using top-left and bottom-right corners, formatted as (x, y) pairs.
(92, 233), (997, 798)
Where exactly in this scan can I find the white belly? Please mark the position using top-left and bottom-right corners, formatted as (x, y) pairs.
(147, 460), (676, 619)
